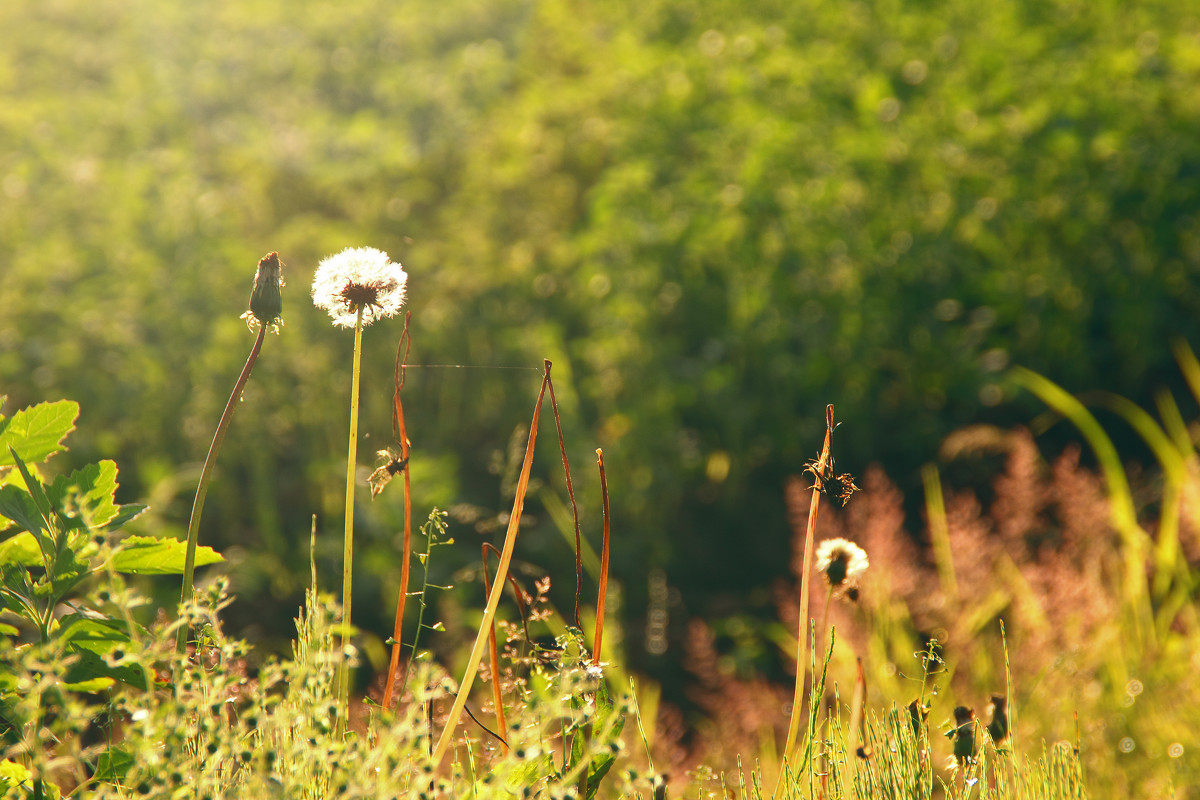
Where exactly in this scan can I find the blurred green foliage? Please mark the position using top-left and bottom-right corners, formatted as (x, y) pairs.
(1, 0), (1199, 676)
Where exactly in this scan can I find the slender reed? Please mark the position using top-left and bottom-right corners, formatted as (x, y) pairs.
(547, 370), (584, 629)
(382, 315), (415, 710)
(177, 252), (282, 654)
(593, 448), (611, 666)
(776, 404), (836, 795)
(431, 361), (550, 768)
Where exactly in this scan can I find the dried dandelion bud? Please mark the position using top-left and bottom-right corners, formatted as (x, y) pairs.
(987, 694), (1008, 745)
(815, 537), (869, 593)
(243, 251), (285, 331)
(948, 706), (977, 766)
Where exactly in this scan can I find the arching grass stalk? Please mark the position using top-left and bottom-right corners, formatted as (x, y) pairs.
(431, 361), (551, 768)
(311, 246), (408, 730)
(178, 252), (283, 654)
(775, 404), (837, 796)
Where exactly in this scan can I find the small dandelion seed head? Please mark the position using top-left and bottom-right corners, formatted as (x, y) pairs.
(815, 537), (869, 590)
(311, 246), (407, 328)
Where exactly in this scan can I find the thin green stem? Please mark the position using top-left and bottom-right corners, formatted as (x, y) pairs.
(338, 305), (365, 731)
(177, 325), (266, 654)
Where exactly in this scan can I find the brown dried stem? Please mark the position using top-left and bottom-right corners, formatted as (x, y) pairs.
(431, 360), (550, 767)
(593, 448), (612, 665)
(382, 313), (414, 710)
(547, 367), (584, 628)
(776, 404), (836, 793)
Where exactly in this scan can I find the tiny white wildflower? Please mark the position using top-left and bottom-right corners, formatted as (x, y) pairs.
(815, 537), (869, 590)
(311, 246), (407, 328)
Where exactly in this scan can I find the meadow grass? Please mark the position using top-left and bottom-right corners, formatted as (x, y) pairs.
(9, 272), (1200, 796)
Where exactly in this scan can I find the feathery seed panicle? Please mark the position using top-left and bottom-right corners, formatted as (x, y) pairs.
(311, 246), (407, 328)
(815, 537), (869, 592)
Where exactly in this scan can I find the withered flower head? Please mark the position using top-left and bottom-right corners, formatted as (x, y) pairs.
(815, 537), (869, 593)
(311, 246), (407, 328)
(947, 706), (977, 766)
(368, 447), (408, 498)
(987, 694), (1008, 745)
(804, 454), (859, 506)
(242, 251), (285, 331)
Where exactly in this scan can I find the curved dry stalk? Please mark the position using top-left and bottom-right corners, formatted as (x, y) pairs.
(776, 404), (836, 795)
(480, 541), (531, 755)
(430, 361), (550, 768)
(177, 325), (266, 654)
(547, 371), (584, 629)
(593, 448), (611, 666)
(382, 314), (414, 710)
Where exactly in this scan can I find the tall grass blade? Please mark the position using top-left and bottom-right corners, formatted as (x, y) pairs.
(1008, 366), (1153, 642)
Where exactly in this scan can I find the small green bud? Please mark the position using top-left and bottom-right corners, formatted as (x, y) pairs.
(246, 251), (285, 330)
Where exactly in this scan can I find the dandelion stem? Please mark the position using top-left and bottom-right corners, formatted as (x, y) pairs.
(177, 325), (266, 654)
(337, 305), (365, 731)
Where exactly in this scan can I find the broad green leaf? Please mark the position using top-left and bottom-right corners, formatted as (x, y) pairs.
(57, 613), (132, 653)
(0, 623), (17, 637)
(110, 535), (223, 575)
(103, 503), (148, 532)
(7, 449), (54, 532)
(62, 647), (146, 690)
(0, 490), (47, 541)
(58, 614), (148, 689)
(0, 466), (39, 530)
(48, 460), (120, 530)
(0, 401), (78, 468)
(0, 531), (42, 567)
(586, 754), (617, 800)
(93, 747), (135, 783)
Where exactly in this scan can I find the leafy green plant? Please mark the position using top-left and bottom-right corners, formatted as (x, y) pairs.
(0, 400), (221, 677)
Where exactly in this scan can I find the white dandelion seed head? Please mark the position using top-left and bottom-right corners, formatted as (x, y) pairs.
(815, 537), (869, 588)
(311, 246), (407, 328)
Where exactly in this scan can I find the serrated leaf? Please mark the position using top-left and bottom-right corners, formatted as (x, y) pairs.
(57, 613), (132, 653)
(0, 401), (78, 467)
(586, 754), (617, 800)
(62, 646), (147, 690)
(0, 466), (40, 531)
(0, 532), (42, 567)
(6, 450), (53, 525)
(103, 504), (148, 532)
(110, 535), (223, 575)
(0, 492), (47, 545)
(49, 461), (120, 530)
(93, 747), (135, 783)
